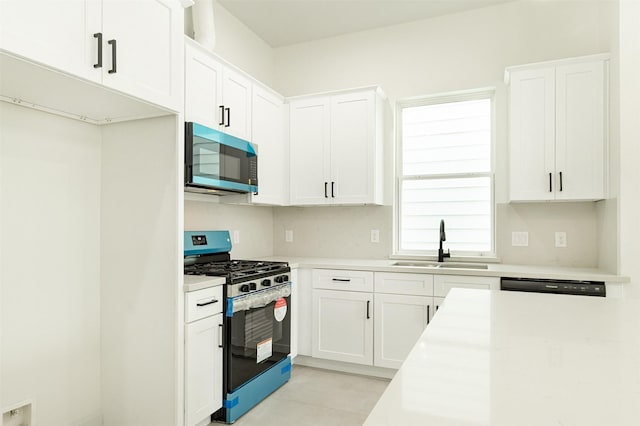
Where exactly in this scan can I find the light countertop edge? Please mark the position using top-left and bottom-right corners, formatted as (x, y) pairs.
(183, 275), (226, 292)
(255, 256), (629, 283)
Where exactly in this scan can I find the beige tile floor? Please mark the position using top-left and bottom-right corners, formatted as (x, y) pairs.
(210, 365), (390, 426)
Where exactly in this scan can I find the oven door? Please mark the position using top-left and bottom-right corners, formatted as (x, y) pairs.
(225, 285), (291, 393)
(185, 122), (258, 193)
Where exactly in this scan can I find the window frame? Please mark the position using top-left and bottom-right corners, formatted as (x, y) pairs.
(393, 87), (497, 259)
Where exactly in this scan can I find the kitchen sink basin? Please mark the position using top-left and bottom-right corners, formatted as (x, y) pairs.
(393, 261), (488, 270)
(392, 261), (441, 268)
(437, 262), (489, 270)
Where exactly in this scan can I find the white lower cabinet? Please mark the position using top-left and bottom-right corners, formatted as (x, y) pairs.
(373, 272), (434, 369)
(308, 269), (497, 370)
(311, 269), (374, 365)
(311, 270), (435, 369)
(373, 293), (431, 369)
(434, 274), (499, 297)
(312, 289), (373, 365)
(185, 286), (223, 426)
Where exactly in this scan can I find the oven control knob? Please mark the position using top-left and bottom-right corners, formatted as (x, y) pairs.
(275, 275), (289, 283)
(261, 279), (271, 287)
(249, 282), (257, 291)
(240, 284), (250, 293)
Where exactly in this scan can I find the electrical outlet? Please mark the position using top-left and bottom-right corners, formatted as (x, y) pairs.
(3, 401), (32, 426)
(285, 230), (294, 243)
(370, 229), (380, 243)
(555, 231), (567, 247)
(512, 231), (529, 247)
(233, 230), (240, 244)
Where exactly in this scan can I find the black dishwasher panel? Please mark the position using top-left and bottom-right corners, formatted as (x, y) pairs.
(500, 277), (606, 297)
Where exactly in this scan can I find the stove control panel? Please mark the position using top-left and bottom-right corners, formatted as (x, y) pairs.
(228, 274), (291, 298)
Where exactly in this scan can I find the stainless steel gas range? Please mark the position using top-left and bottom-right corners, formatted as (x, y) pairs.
(184, 231), (292, 424)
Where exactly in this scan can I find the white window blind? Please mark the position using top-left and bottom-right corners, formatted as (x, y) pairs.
(397, 94), (494, 255)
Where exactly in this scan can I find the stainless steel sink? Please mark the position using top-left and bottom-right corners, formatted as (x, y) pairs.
(393, 261), (488, 270)
(392, 261), (441, 268)
(437, 262), (488, 270)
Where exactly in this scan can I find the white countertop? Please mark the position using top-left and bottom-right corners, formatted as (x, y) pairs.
(183, 274), (225, 292)
(364, 288), (640, 426)
(256, 256), (628, 283)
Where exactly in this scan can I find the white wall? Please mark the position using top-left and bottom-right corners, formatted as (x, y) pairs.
(0, 103), (102, 426)
(100, 116), (180, 426)
(618, 0), (640, 296)
(185, 0), (276, 86)
(272, 0), (616, 266)
(185, 198), (275, 259)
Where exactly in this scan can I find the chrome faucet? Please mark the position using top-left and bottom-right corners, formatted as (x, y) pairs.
(438, 219), (451, 263)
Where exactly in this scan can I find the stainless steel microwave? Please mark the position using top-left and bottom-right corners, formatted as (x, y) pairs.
(185, 122), (258, 194)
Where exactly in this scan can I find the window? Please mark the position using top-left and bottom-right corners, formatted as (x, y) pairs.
(396, 89), (494, 257)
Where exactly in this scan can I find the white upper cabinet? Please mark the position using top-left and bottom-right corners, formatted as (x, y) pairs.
(184, 38), (252, 141)
(289, 87), (385, 206)
(251, 85), (288, 205)
(507, 55), (608, 202)
(0, 0), (99, 81)
(101, 0), (183, 111)
(0, 0), (183, 112)
(185, 39), (223, 128)
(222, 67), (253, 141)
(289, 97), (331, 205)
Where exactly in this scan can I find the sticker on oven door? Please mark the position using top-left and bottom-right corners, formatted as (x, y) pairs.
(274, 298), (287, 322)
(256, 337), (273, 363)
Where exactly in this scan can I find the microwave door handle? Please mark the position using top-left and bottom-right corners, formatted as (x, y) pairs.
(219, 105), (225, 126)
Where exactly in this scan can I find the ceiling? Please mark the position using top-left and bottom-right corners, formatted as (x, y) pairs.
(217, 0), (512, 47)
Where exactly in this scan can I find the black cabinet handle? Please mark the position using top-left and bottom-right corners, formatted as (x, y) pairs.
(108, 39), (117, 74)
(218, 324), (223, 348)
(324, 182), (328, 198)
(196, 298), (218, 307)
(225, 107), (231, 127)
(427, 305), (430, 325)
(559, 171), (563, 191)
(219, 105), (225, 125)
(93, 33), (102, 68)
(366, 300), (370, 319)
(331, 181), (335, 198)
(549, 172), (552, 192)
(331, 278), (351, 282)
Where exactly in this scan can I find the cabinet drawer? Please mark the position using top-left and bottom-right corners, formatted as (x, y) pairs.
(433, 275), (499, 297)
(374, 272), (434, 296)
(186, 285), (223, 323)
(312, 269), (374, 292)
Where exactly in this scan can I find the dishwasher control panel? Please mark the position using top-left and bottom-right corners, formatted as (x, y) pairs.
(500, 277), (606, 297)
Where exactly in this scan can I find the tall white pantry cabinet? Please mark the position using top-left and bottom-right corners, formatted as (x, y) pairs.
(507, 54), (609, 202)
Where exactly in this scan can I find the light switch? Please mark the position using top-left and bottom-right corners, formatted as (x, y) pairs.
(233, 230), (240, 244)
(370, 229), (380, 243)
(285, 230), (294, 243)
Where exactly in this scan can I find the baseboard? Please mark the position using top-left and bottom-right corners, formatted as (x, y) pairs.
(292, 355), (397, 379)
